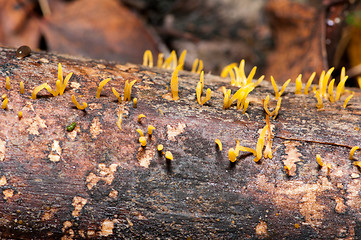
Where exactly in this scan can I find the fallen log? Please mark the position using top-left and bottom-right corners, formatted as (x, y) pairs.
(0, 47), (361, 239)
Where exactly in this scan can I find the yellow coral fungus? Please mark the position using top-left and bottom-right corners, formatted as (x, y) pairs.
(215, 139), (222, 151)
(343, 94), (353, 109)
(123, 80), (136, 101)
(222, 60), (259, 87)
(157, 53), (164, 68)
(316, 154), (324, 167)
(271, 76), (279, 99)
(271, 98), (282, 120)
(148, 125), (155, 135)
(254, 125), (268, 162)
(220, 63), (237, 78)
(117, 111), (123, 130)
(328, 79), (335, 103)
(350, 146), (359, 160)
(170, 64), (183, 100)
(138, 114), (146, 123)
(143, 50), (153, 68)
(1, 97), (8, 109)
(278, 79), (291, 100)
(178, 50), (187, 70)
(191, 58), (203, 74)
(304, 72), (316, 95)
(263, 95), (272, 116)
(44, 84), (57, 96)
(57, 63), (73, 95)
(165, 151), (173, 160)
(228, 148), (237, 162)
(18, 111), (22, 119)
(322, 67), (334, 98)
(162, 50), (177, 70)
(20, 81), (24, 94)
(31, 83), (47, 99)
(112, 87), (121, 103)
(196, 71), (211, 105)
(139, 136), (147, 147)
(5, 76), (11, 90)
(354, 161), (361, 167)
(295, 74), (302, 94)
(335, 67), (348, 101)
(71, 95), (87, 110)
(358, 76), (361, 89)
(133, 98), (137, 108)
(315, 91), (323, 109)
(157, 144), (164, 151)
(136, 129), (144, 137)
(96, 78), (111, 98)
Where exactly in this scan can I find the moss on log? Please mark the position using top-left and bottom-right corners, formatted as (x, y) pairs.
(0, 47), (361, 239)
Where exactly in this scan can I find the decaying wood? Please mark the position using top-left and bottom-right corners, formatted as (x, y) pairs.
(0, 47), (361, 239)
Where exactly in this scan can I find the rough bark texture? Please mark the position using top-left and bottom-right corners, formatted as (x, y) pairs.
(0, 47), (361, 239)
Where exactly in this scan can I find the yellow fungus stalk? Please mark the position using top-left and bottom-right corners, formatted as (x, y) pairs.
(295, 74), (302, 94)
(215, 139), (222, 151)
(271, 98), (282, 120)
(263, 95), (272, 116)
(157, 53), (164, 68)
(31, 83), (47, 99)
(349, 146), (360, 160)
(112, 87), (121, 103)
(343, 94), (353, 109)
(316, 154), (324, 167)
(358, 76), (361, 89)
(133, 98), (137, 108)
(228, 148), (237, 162)
(44, 83), (57, 96)
(354, 161), (361, 167)
(117, 111), (123, 130)
(5, 76), (11, 90)
(55, 80), (61, 96)
(1, 97), (8, 109)
(278, 79), (291, 99)
(191, 58), (203, 73)
(57, 63), (73, 95)
(18, 111), (23, 119)
(148, 125), (155, 135)
(318, 71), (325, 97)
(220, 63), (237, 78)
(170, 64), (182, 100)
(242, 99), (250, 114)
(139, 136), (147, 147)
(143, 50), (153, 68)
(196, 71), (211, 105)
(20, 81), (24, 94)
(165, 151), (173, 160)
(1, 94), (6, 99)
(336, 67), (348, 101)
(254, 125), (268, 162)
(222, 87), (231, 109)
(178, 50), (187, 70)
(136, 129), (144, 137)
(157, 144), (164, 151)
(271, 76), (279, 99)
(246, 67), (257, 85)
(328, 79), (335, 103)
(304, 72), (316, 95)
(162, 50), (177, 70)
(315, 91), (323, 109)
(96, 77), (111, 98)
(71, 95), (87, 110)
(123, 80), (136, 101)
(58, 63), (63, 83)
(60, 72), (73, 95)
(322, 67), (334, 98)
(138, 114), (146, 123)
(254, 75), (265, 87)
(191, 58), (199, 73)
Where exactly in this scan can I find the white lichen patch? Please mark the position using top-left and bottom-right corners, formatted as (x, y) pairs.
(48, 140), (62, 162)
(99, 219), (114, 237)
(72, 196), (87, 217)
(299, 191), (325, 227)
(62, 221), (72, 232)
(167, 122), (186, 141)
(88, 103), (103, 111)
(283, 141), (302, 176)
(67, 126), (79, 141)
(86, 164), (118, 190)
(255, 220), (268, 238)
(3, 189), (14, 200)
(346, 179), (361, 210)
(90, 117), (102, 139)
(0, 139), (5, 162)
(27, 115), (47, 135)
(41, 208), (58, 221)
(136, 148), (155, 168)
(0, 176), (7, 186)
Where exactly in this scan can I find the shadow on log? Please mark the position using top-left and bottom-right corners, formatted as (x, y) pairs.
(0, 47), (360, 239)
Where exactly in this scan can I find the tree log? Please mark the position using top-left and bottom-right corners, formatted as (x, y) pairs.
(0, 47), (361, 239)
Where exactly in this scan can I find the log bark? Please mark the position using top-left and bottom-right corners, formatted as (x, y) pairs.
(0, 47), (361, 239)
